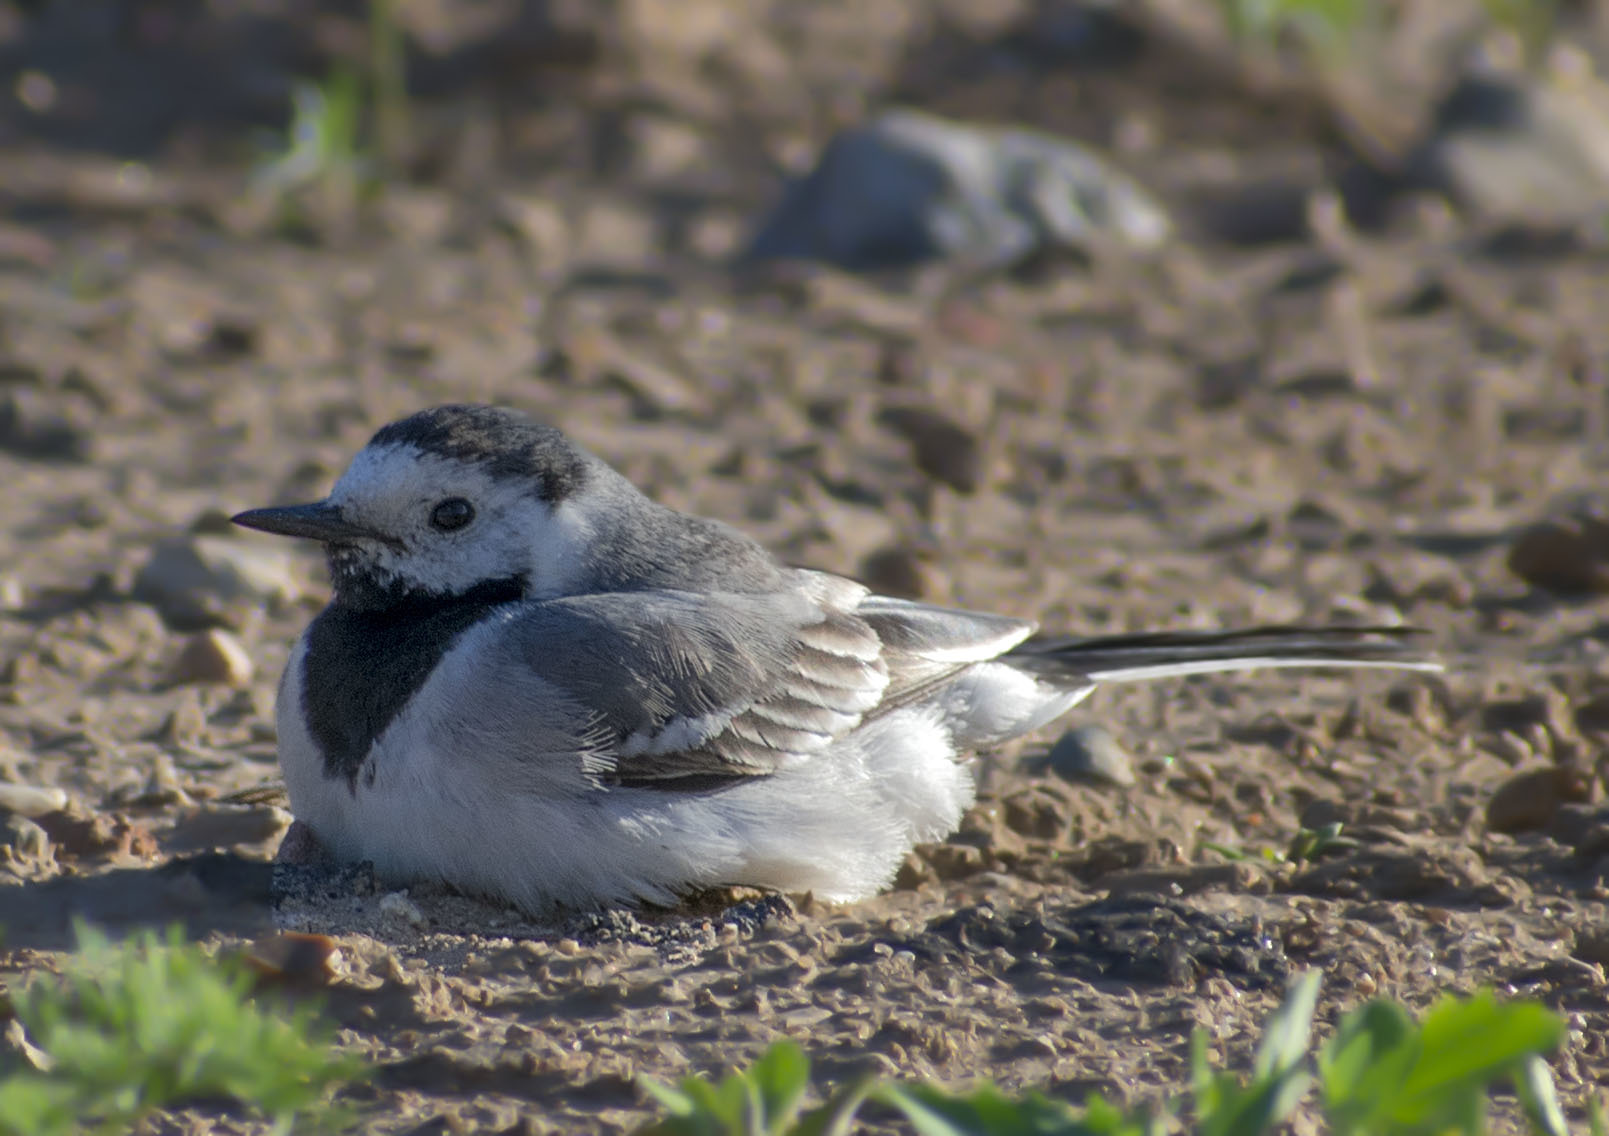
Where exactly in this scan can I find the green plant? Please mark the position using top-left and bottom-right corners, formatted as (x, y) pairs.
(0, 922), (364, 1136)
(1285, 821), (1355, 864)
(1199, 820), (1353, 866)
(1191, 970), (1320, 1136)
(638, 973), (1575, 1136)
(1319, 990), (1566, 1136)
(251, 65), (371, 230)
(1221, 0), (1369, 54)
(641, 1042), (877, 1136)
(1218, 0), (1561, 66)
(249, 0), (410, 233)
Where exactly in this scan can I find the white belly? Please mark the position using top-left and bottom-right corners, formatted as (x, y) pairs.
(275, 626), (982, 911)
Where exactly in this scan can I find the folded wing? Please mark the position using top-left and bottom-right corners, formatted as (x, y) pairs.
(500, 574), (1040, 787)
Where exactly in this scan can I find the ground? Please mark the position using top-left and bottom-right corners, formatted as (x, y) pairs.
(1, 1), (1608, 1132)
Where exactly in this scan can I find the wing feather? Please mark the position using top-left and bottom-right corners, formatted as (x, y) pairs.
(500, 576), (1037, 788)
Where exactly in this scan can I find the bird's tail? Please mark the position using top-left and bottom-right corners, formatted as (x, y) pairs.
(1005, 625), (1441, 686)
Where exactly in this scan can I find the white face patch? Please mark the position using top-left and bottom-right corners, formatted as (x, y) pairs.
(323, 443), (589, 597)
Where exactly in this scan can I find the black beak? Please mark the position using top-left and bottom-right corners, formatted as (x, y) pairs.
(230, 501), (380, 544)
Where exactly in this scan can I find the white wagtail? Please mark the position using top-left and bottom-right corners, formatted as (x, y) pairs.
(233, 404), (1439, 912)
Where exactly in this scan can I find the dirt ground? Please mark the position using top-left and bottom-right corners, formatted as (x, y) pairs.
(2, 1), (1609, 1132)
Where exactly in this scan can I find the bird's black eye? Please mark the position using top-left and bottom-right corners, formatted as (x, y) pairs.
(429, 497), (475, 532)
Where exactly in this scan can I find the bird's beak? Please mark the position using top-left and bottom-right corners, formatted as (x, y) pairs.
(230, 501), (380, 544)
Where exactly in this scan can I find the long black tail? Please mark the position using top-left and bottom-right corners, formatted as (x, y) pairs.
(1006, 625), (1439, 685)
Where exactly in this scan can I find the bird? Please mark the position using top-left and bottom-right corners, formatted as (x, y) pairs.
(232, 404), (1440, 913)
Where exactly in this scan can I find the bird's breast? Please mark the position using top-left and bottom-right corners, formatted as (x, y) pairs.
(294, 580), (525, 788)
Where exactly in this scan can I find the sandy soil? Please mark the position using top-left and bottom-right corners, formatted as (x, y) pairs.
(2, 2), (1609, 1132)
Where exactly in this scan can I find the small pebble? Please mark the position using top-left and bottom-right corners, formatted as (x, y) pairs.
(1047, 724), (1136, 787)
(876, 405), (985, 494)
(274, 818), (329, 865)
(0, 782), (69, 818)
(242, 932), (342, 987)
(168, 627), (255, 687)
(0, 575), (23, 611)
(132, 535), (299, 628)
(858, 546), (947, 600)
(1487, 765), (1593, 834)
(1507, 515), (1609, 596)
(1002, 792), (1068, 839)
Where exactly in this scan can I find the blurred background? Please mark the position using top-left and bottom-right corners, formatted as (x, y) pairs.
(0, 0), (1606, 272)
(5, 5), (1609, 1130)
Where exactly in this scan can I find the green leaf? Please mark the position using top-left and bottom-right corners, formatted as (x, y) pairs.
(1396, 992), (1564, 1127)
(1255, 971), (1321, 1079)
(1514, 1054), (1569, 1136)
(0, 1075), (79, 1136)
(1319, 999), (1420, 1135)
(1190, 973), (1321, 1136)
(1320, 990), (1565, 1136)
(636, 1043), (818, 1136)
(749, 1042), (812, 1127)
(8, 920), (361, 1134)
(878, 1082), (1091, 1136)
(793, 1076), (878, 1136)
(876, 1083), (979, 1136)
(639, 1077), (697, 1117)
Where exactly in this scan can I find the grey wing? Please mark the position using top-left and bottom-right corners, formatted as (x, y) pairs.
(502, 581), (889, 786)
(854, 592), (1037, 709)
(499, 576), (1039, 788)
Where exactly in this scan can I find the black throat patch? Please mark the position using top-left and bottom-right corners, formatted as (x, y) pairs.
(299, 576), (525, 791)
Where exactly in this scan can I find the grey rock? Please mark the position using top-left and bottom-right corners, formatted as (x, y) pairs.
(0, 782), (69, 818)
(132, 535), (299, 628)
(1420, 69), (1609, 232)
(167, 804), (292, 853)
(168, 627), (256, 687)
(745, 108), (1170, 271)
(1048, 724), (1136, 788)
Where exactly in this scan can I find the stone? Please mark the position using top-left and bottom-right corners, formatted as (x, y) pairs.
(0, 782), (69, 818)
(858, 546), (946, 600)
(1048, 724), (1137, 788)
(1419, 67), (1609, 232)
(242, 932), (343, 987)
(745, 108), (1170, 271)
(1487, 765), (1594, 834)
(167, 804), (292, 853)
(876, 405), (984, 494)
(168, 628), (255, 687)
(1507, 515), (1609, 596)
(132, 535), (299, 628)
